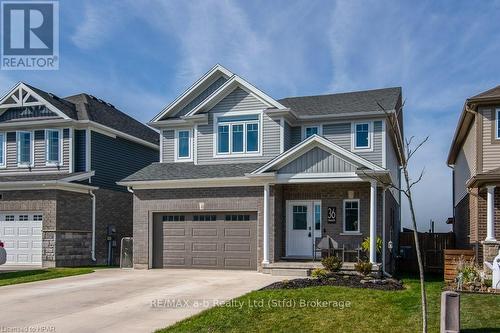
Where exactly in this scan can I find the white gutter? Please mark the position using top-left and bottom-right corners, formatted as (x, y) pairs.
(381, 188), (393, 278)
(89, 190), (96, 262)
(127, 186), (134, 193)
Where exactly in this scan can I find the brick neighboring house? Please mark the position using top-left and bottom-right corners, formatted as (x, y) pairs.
(119, 64), (404, 274)
(0, 82), (158, 267)
(448, 85), (500, 265)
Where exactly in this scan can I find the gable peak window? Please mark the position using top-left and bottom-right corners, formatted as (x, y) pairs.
(175, 129), (192, 162)
(304, 126), (320, 139)
(0, 133), (5, 167)
(354, 122), (371, 149)
(216, 114), (260, 156)
(17, 131), (32, 167)
(46, 129), (61, 165)
(496, 108), (500, 139)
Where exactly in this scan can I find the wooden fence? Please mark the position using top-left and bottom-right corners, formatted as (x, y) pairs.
(398, 232), (455, 274)
(443, 249), (475, 282)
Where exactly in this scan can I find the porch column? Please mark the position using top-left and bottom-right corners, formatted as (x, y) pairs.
(369, 180), (377, 264)
(262, 183), (270, 264)
(486, 185), (497, 242)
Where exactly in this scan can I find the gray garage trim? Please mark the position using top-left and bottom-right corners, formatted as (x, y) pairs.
(152, 212), (257, 270)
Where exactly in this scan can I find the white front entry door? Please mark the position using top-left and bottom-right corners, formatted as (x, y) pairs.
(0, 213), (43, 265)
(286, 201), (321, 257)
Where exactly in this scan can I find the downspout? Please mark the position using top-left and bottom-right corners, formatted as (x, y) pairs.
(89, 190), (96, 262)
(127, 186), (134, 194)
(382, 188), (392, 278)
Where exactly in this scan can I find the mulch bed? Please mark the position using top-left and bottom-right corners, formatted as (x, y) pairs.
(261, 274), (405, 291)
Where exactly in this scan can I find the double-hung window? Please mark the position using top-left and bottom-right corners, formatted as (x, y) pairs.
(17, 131), (32, 167)
(496, 108), (500, 139)
(46, 129), (61, 165)
(354, 122), (371, 149)
(216, 114), (260, 156)
(175, 129), (192, 161)
(0, 133), (5, 168)
(343, 199), (360, 233)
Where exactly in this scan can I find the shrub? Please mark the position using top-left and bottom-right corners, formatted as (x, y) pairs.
(456, 255), (481, 284)
(311, 268), (329, 279)
(321, 256), (343, 272)
(354, 260), (373, 276)
(361, 237), (383, 254)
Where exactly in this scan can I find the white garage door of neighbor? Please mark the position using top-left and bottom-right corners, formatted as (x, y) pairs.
(0, 213), (43, 265)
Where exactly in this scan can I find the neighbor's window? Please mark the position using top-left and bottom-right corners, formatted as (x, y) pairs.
(496, 108), (500, 139)
(305, 126), (319, 139)
(46, 129), (61, 165)
(17, 131), (32, 166)
(0, 133), (5, 167)
(176, 130), (191, 160)
(217, 115), (260, 155)
(354, 123), (370, 149)
(343, 199), (360, 233)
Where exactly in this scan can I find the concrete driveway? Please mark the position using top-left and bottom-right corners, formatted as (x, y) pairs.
(0, 268), (283, 332)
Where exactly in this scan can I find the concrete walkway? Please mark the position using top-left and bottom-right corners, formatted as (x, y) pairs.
(0, 268), (284, 332)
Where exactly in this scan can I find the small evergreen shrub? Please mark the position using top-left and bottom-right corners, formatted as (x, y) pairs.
(321, 256), (343, 272)
(311, 268), (329, 279)
(354, 260), (373, 276)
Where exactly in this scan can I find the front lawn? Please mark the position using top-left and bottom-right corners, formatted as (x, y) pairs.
(0, 267), (95, 287)
(159, 276), (500, 333)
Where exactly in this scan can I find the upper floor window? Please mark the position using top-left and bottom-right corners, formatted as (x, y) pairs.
(46, 129), (61, 165)
(175, 129), (192, 162)
(496, 108), (500, 139)
(0, 133), (5, 167)
(304, 126), (320, 139)
(17, 131), (32, 166)
(354, 122), (371, 150)
(216, 114), (260, 156)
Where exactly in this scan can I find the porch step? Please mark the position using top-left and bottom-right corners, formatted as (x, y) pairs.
(262, 261), (322, 277)
(270, 268), (310, 277)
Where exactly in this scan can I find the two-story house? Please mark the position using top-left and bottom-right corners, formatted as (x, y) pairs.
(119, 65), (403, 274)
(448, 85), (500, 265)
(0, 82), (158, 267)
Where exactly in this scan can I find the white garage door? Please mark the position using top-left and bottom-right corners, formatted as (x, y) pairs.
(0, 213), (43, 265)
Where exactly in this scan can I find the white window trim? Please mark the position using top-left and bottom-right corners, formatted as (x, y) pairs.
(45, 128), (63, 167)
(0, 132), (6, 168)
(16, 130), (34, 168)
(343, 199), (360, 234)
(496, 108), (500, 140)
(351, 121), (374, 152)
(213, 111), (263, 158)
(302, 125), (322, 140)
(174, 128), (193, 162)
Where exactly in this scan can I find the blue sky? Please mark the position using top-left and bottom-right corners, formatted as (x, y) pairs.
(3, 0), (500, 231)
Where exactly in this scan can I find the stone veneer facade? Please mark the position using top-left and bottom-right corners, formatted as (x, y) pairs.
(132, 183), (399, 271)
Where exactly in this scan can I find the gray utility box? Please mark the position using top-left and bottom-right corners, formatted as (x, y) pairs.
(440, 291), (460, 333)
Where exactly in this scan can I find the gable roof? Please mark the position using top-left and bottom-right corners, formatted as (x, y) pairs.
(151, 64), (233, 122)
(278, 87), (401, 117)
(0, 82), (158, 146)
(252, 134), (385, 174)
(468, 84), (500, 101)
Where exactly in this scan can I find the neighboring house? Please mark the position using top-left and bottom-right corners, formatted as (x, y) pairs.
(448, 85), (500, 265)
(0, 82), (159, 267)
(119, 64), (403, 273)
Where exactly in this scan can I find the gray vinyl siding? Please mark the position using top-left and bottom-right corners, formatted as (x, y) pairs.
(196, 87), (281, 164)
(386, 129), (401, 204)
(284, 121), (293, 151)
(2, 128), (71, 174)
(161, 129), (175, 163)
(277, 147), (356, 174)
(454, 118), (476, 206)
(0, 106), (59, 122)
(290, 126), (301, 146)
(322, 120), (383, 167)
(74, 129), (86, 172)
(175, 77), (228, 118)
(90, 131), (158, 191)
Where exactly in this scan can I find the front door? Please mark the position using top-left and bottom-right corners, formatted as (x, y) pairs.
(286, 201), (321, 257)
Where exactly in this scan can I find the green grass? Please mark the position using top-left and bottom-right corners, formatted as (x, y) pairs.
(159, 276), (500, 333)
(0, 267), (95, 287)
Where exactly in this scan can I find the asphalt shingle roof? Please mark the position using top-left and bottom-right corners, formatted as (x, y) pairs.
(121, 162), (264, 182)
(0, 172), (86, 183)
(469, 85), (500, 100)
(278, 87), (401, 116)
(22, 83), (158, 145)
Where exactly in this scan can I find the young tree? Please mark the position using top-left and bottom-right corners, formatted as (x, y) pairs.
(365, 101), (428, 333)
